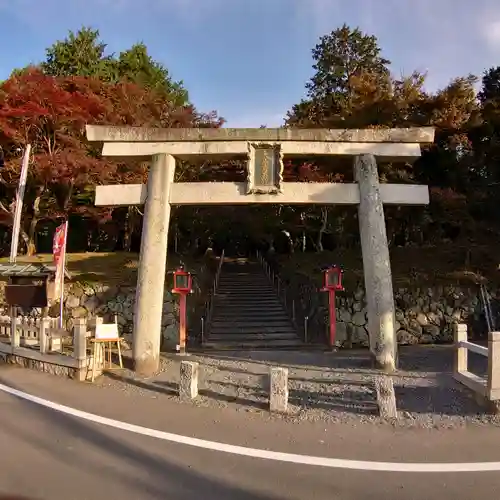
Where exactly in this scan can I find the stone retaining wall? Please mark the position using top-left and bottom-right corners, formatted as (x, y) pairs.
(1, 276), (493, 349)
(273, 256), (494, 347)
(292, 279), (492, 347)
(0, 258), (216, 350)
(335, 286), (486, 347)
(0, 281), (199, 349)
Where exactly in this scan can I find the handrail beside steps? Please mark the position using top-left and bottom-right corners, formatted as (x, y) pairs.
(200, 249), (225, 343)
(255, 251), (308, 342)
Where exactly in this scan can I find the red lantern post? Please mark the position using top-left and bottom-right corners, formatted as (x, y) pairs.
(172, 266), (193, 355)
(321, 265), (344, 349)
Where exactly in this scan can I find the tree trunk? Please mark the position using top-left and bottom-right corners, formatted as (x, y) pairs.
(26, 189), (44, 256)
(316, 207), (329, 253)
(282, 230), (294, 254)
(0, 200), (33, 257)
(123, 206), (137, 252)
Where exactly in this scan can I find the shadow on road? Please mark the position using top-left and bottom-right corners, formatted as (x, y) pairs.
(0, 378), (284, 500)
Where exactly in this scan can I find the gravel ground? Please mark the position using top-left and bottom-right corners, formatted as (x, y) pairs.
(96, 345), (500, 429)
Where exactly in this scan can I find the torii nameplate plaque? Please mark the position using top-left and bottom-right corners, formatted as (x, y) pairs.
(246, 143), (284, 195)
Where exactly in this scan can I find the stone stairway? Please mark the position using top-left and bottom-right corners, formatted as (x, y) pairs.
(203, 261), (302, 349)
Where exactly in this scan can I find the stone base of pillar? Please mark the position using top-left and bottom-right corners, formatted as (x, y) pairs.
(371, 354), (397, 373)
(134, 353), (160, 377)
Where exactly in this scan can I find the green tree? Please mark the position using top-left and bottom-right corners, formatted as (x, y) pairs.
(41, 27), (116, 80)
(287, 24), (391, 127)
(41, 27), (188, 105)
(117, 43), (188, 105)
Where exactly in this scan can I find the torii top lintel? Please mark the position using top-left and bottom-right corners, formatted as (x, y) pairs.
(85, 125), (435, 144)
(89, 125), (435, 207)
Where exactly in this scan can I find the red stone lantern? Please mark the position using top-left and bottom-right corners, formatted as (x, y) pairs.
(320, 265), (344, 349)
(172, 266), (193, 355)
(321, 265), (344, 292)
(172, 267), (192, 295)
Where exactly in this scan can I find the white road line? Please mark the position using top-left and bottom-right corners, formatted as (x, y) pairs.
(1, 381), (499, 473)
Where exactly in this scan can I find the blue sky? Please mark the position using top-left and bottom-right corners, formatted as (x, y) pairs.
(1, 0), (500, 127)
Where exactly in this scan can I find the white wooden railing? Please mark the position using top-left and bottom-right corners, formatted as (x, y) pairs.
(454, 323), (500, 401)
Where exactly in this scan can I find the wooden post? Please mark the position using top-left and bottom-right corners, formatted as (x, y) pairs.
(92, 316), (104, 365)
(374, 375), (397, 419)
(178, 293), (187, 355)
(454, 323), (468, 374)
(39, 317), (50, 354)
(487, 331), (500, 400)
(10, 144), (32, 263)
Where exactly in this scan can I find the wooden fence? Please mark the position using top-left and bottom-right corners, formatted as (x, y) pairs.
(453, 323), (500, 402)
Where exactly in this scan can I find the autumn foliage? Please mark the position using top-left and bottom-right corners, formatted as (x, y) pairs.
(1, 25), (500, 256)
(0, 64), (223, 253)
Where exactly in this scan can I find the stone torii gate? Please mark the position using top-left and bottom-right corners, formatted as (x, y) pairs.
(86, 125), (435, 376)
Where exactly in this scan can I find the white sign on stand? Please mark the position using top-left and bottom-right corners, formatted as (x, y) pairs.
(95, 323), (119, 340)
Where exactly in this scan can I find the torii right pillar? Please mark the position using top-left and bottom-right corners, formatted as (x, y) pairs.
(354, 154), (397, 372)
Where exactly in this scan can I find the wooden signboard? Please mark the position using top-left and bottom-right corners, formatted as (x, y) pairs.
(95, 323), (119, 341)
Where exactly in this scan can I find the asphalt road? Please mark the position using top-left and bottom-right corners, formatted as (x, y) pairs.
(1, 367), (500, 500)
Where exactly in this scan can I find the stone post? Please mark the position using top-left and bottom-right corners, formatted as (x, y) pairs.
(269, 367), (288, 413)
(179, 361), (199, 400)
(133, 154), (176, 376)
(354, 154), (397, 372)
(39, 317), (50, 354)
(10, 308), (19, 351)
(487, 331), (500, 400)
(73, 318), (88, 381)
(454, 323), (468, 374)
(374, 375), (397, 419)
(73, 318), (88, 361)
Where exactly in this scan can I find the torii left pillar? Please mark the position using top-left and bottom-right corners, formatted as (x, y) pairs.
(133, 154), (175, 376)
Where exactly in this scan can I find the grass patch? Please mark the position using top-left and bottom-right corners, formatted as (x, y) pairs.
(277, 244), (500, 288)
(0, 252), (201, 286)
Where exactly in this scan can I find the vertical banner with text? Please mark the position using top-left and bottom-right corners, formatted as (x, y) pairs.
(53, 221), (68, 328)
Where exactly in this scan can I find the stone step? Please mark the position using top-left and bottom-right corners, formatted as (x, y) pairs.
(219, 276), (269, 280)
(202, 339), (303, 349)
(213, 302), (281, 308)
(211, 317), (291, 324)
(217, 287), (274, 291)
(212, 303), (284, 309)
(216, 287), (274, 293)
(212, 304), (285, 310)
(211, 319), (291, 326)
(211, 315), (290, 322)
(215, 291), (277, 297)
(207, 333), (299, 342)
(218, 277), (269, 282)
(213, 297), (283, 309)
(218, 279), (269, 283)
(211, 308), (286, 315)
(209, 326), (295, 334)
(210, 321), (292, 329)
